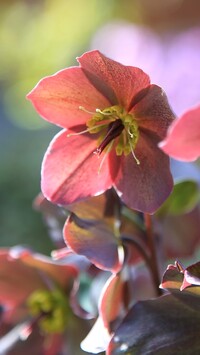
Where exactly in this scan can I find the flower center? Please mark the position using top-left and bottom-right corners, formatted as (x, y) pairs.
(83, 105), (140, 164)
(27, 288), (68, 333)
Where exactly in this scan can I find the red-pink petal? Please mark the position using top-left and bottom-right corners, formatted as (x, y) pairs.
(0, 250), (47, 308)
(159, 105), (200, 161)
(18, 250), (77, 289)
(41, 129), (120, 205)
(113, 132), (173, 214)
(99, 273), (124, 332)
(131, 84), (175, 138)
(27, 66), (110, 128)
(78, 50), (150, 110)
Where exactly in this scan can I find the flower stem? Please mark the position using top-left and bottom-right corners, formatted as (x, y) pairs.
(121, 235), (151, 267)
(144, 213), (162, 296)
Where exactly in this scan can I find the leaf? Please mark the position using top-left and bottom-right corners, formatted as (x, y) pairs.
(182, 262), (200, 290)
(160, 263), (184, 291)
(157, 180), (200, 216)
(161, 261), (200, 296)
(108, 292), (200, 355)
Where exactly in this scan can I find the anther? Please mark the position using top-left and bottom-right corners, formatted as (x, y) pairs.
(96, 108), (111, 116)
(128, 128), (134, 138)
(129, 142), (140, 165)
(79, 106), (96, 115)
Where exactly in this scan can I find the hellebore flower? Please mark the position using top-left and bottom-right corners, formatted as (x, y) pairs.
(159, 105), (200, 161)
(0, 247), (88, 355)
(27, 50), (174, 213)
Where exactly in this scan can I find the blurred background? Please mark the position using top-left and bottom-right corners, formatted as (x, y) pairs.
(1, 0), (200, 254)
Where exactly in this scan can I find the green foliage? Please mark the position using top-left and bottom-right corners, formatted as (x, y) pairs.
(158, 180), (200, 216)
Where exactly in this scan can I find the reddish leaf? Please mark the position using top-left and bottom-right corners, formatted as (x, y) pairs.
(161, 261), (200, 295)
(182, 262), (200, 290)
(160, 263), (184, 291)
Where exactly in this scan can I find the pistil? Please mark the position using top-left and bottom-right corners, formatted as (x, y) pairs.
(94, 119), (124, 155)
(78, 105), (140, 164)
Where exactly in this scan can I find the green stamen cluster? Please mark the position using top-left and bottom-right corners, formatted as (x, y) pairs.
(86, 105), (139, 157)
(27, 288), (68, 333)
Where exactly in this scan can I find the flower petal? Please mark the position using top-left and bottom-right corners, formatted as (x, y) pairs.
(63, 192), (123, 272)
(16, 249), (77, 289)
(113, 132), (173, 213)
(99, 273), (125, 332)
(159, 105), (200, 161)
(78, 50), (150, 110)
(27, 66), (110, 128)
(41, 129), (119, 205)
(131, 84), (175, 139)
(81, 317), (111, 354)
(64, 214), (123, 273)
(0, 250), (47, 308)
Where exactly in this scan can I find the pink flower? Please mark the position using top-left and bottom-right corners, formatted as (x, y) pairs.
(27, 50), (174, 213)
(0, 247), (78, 354)
(159, 105), (200, 161)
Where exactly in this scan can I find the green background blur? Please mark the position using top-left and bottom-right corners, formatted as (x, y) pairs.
(1, 0), (200, 254)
